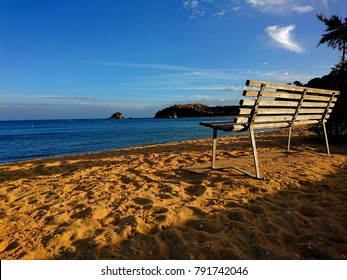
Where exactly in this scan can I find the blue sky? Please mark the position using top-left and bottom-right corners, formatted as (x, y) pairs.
(1, 0), (346, 120)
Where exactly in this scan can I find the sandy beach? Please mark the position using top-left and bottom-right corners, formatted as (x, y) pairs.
(0, 127), (346, 260)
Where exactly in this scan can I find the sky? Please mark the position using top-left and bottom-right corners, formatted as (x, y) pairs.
(1, 0), (346, 120)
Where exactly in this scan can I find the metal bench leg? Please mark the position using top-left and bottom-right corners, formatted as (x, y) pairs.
(250, 127), (261, 179)
(212, 128), (217, 169)
(322, 122), (331, 156)
(287, 126), (292, 152)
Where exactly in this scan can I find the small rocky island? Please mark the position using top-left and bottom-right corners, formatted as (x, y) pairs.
(154, 104), (239, 118)
(110, 112), (125, 119)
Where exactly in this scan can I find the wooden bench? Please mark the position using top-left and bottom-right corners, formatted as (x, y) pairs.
(200, 80), (340, 179)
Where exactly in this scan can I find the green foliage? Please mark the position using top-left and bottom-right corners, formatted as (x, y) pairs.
(287, 81), (303, 86)
(306, 63), (347, 141)
(154, 104), (239, 118)
(313, 14), (347, 141)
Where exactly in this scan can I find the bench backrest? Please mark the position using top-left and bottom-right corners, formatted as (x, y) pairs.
(232, 80), (340, 131)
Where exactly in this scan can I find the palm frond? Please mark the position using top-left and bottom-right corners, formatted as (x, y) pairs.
(317, 13), (347, 62)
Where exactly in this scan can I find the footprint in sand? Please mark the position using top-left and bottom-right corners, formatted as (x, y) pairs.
(188, 206), (207, 218)
(3, 240), (20, 252)
(132, 197), (153, 206)
(185, 219), (222, 234)
(184, 185), (206, 197)
(70, 206), (92, 219)
(152, 206), (168, 215)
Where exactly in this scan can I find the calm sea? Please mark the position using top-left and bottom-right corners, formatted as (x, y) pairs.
(0, 117), (233, 163)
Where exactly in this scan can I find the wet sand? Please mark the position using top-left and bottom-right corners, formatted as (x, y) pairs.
(0, 127), (346, 259)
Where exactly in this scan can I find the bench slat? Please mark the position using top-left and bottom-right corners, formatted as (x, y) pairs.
(246, 80), (339, 96)
(240, 99), (334, 108)
(251, 120), (320, 129)
(238, 107), (332, 115)
(235, 114), (326, 124)
(199, 121), (235, 128)
(201, 119), (321, 132)
(244, 89), (301, 99)
(243, 89), (338, 102)
(199, 121), (247, 132)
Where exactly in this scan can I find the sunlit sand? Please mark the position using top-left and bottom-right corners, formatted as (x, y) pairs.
(0, 127), (346, 259)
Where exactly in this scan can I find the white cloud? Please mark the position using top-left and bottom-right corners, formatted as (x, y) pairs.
(183, 0), (206, 19)
(182, 0), (243, 19)
(246, 0), (318, 14)
(80, 60), (324, 106)
(265, 25), (304, 54)
(246, 0), (288, 10)
(223, 86), (245, 92)
(322, 0), (329, 9)
(84, 61), (205, 72)
(183, 0), (331, 18)
(183, 0), (200, 10)
(215, 9), (226, 16)
(293, 5), (315, 13)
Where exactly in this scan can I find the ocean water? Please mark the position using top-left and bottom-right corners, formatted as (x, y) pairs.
(0, 117), (234, 163)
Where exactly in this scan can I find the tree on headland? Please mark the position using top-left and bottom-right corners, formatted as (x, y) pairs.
(305, 65), (347, 141)
(287, 81), (303, 86)
(317, 13), (347, 63)
(306, 14), (347, 141)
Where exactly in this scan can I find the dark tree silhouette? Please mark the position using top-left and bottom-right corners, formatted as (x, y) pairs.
(310, 14), (347, 141)
(317, 13), (347, 63)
